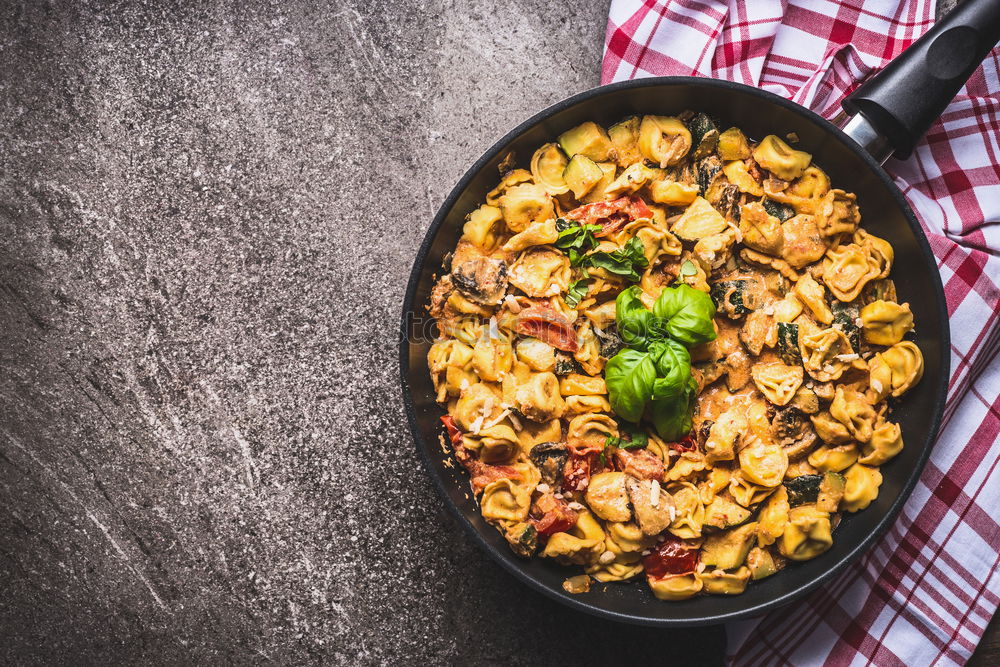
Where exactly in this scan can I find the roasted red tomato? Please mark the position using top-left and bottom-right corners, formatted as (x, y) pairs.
(669, 435), (698, 453)
(530, 494), (578, 536)
(565, 195), (654, 237)
(614, 447), (665, 481)
(642, 537), (699, 578)
(440, 415), (464, 447)
(468, 461), (521, 494)
(515, 305), (578, 352)
(562, 453), (593, 492)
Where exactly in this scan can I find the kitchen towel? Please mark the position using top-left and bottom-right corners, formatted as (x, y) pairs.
(603, 1), (1000, 664)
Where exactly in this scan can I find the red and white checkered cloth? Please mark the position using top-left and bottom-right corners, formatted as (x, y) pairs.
(604, 1), (1000, 664)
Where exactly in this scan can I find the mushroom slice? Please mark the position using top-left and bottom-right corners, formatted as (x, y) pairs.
(626, 476), (675, 536)
(452, 257), (508, 306)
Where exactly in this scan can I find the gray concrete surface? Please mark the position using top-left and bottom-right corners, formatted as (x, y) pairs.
(0, 0), (727, 663)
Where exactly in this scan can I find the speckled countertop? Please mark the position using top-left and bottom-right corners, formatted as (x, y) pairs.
(0, 1), (728, 663)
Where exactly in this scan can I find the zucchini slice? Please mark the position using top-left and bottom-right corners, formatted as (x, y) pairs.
(784, 474), (823, 506)
(703, 495), (752, 530)
(697, 155), (723, 197)
(559, 121), (614, 161)
(816, 471), (846, 512)
(701, 522), (758, 570)
(763, 198), (795, 222)
(563, 154), (605, 199)
(710, 280), (752, 317)
(608, 116), (643, 166)
(688, 113), (719, 160)
(718, 127), (752, 161)
(831, 301), (861, 351)
(746, 547), (781, 580)
(776, 322), (801, 364)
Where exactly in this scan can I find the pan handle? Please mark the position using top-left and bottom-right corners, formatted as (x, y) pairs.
(840, 0), (1000, 162)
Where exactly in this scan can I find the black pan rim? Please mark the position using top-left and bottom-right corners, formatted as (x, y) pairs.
(398, 75), (950, 627)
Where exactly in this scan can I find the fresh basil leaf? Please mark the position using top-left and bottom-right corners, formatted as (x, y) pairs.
(678, 259), (698, 278)
(604, 348), (657, 423)
(602, 426), (649, 463)
(648, 339), (693, 400)
(652, 284), (718, 346)
(647, 375), (698, 441)
(564, 279), (590, 307)
(615, 286), (666, 351)
(579, 237), (649, 282)
(555, 223), (602, 265)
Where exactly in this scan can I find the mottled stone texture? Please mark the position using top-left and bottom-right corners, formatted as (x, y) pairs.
(0, 0), (725, 663)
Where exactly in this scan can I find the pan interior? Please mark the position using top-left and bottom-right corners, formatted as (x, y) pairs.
(400, 78), (948, 626)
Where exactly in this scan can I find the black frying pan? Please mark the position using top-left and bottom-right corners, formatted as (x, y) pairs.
(400, 0), (1000, 626)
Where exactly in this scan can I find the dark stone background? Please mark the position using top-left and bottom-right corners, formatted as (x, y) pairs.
(5, 0), (992, 665)
(0, 0), (725, 663)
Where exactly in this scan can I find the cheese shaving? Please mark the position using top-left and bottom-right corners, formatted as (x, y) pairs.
(507, 411), (522, 431)
(487, 317), (500, 341)
(649, 480), (661, 508)
(482, 408), (510, 431)
(871, 378), (884, 394)
(536, 483), (551, 494)
(504, 295), (521, 313)
(599, 551), (616, 565)
(668, 506), (677, 523)
(834, 353), (860, 362)
(468, 415), (485, 434)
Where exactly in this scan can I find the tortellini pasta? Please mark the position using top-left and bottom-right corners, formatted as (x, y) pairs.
(868, 341), (924, 400)
(779, 506), (833, 560)
(799, 327), (854, 382)
(830, 386), (876, 443)
(751, 362), (804, 406)
(513, 371), (565, 422)
(739, 437), (789, 487)
(648, 573), (703, 601)
(841, 463), (883, 512)
(428, 113), (922, 603)
(861, 300), (913, 345)
(508, 246), (571, 297)
(498, 183), (554, 232)
(585, 472), (632, 523)
(668, 482), (705, 539)
(481, 479), (532, 522)
(859, 420), (903, 466)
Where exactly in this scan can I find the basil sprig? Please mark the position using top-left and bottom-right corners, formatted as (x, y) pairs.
(564, 279), (590, 307)
(600, 425), (649, 465)
(603, 284), (717, 441)
(579, 237), (649, 281)
(554, 220), (601, 265)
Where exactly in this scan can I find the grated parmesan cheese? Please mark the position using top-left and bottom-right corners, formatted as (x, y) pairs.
(487, 317), (500, 340)
(668, 506), (677, 522)
(504, 295), (521, 313)
(834, 353), (860, 362)
(599, 551), (616, 565)
(568, 501), (585, 511)
(871, 378), (884, 394)
(507, 411), (522, 431)
(536, 483), (551, 494)
(482, 409), (511, 431)
(468, 415), (485, 434)
(696, 562), (707, 573)
(649, 480), (661, 508)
